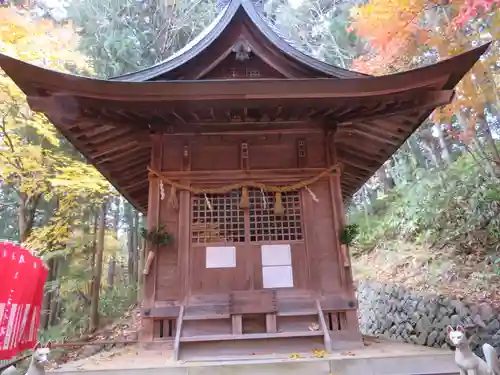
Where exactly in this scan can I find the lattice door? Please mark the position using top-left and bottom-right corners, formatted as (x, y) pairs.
(189, 189), (305, 293)
(190, 189), (303, 245)
(191, 190), (245, 244)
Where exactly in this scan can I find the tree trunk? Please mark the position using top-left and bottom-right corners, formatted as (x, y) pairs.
(456, 111), (498, 177)
(434, 123), (452, 164)
(40, 257), (61, 330)
(107, 259), (116, 290)
(17, 192), (40, 242)
(376, 164), (395, 193)
(133, 210), (141, 283)
(90, 209), (99, 271)
(407, 137), (426, 171)
(138, 237), (146, 304)
(125, 203), (135, 282)
(478, 111), (500, 170)
(107, 197), (121, 289)
(89, 200), (107, 333)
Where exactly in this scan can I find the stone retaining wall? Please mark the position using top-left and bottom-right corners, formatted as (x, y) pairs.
(356, 280), (500, 352)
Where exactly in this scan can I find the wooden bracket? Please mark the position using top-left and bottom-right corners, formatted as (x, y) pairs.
(182, 144), (190, 171)
(240, 142), (249, 170)
(143, 250), (155, 275)
(340, 244), (351, 267)
(297, 139), (306, 167)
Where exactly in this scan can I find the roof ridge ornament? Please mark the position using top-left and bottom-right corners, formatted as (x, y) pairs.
(217, 0), (263, 11)
(231, 38), (252, 62)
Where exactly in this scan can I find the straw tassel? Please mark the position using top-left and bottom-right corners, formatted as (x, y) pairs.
(204, 194), (213, 212)
(159, 180), (165, 200)
(239, 186), (250, 209)
(261, 188), (268, 208)
(167, 185), (179, 209)
(305, 186), (319, 203)
(274, 192), (285, 216)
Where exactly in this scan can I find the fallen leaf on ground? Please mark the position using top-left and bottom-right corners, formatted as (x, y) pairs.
(312, 349), (327, 358)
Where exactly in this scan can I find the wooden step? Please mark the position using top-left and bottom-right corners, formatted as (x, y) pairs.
(277, 309), (317, 317)
(180, 330), (323, 342)
(183, 313), (230, 320)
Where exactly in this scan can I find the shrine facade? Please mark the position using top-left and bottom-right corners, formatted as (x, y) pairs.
(0, 0), (488, 360)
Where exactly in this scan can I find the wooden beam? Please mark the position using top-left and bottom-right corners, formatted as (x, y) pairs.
(123, 179), (149, 192)
(26, 83), (452, 106)
(343, 170), (368, 182)
(336, 152), (375, 172)
(91, 139), (137, 158)
(94, 147), (150, 164)
(73, 124), (116, 138)
(104, 156), (149, 171)
(172, 119), (305, 127)
(336, 127), (400, 147)
(155, 168), (334, 184)
(354, 121), (406, 140)
(85, 127), (134, 146)
(170, 121), (323, 135)
(338, 90), (453, 124)
(141, 306), (180, 318)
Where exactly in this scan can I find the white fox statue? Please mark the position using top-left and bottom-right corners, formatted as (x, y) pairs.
(448, 325), (500, 375)
(1, 343), (51, 375)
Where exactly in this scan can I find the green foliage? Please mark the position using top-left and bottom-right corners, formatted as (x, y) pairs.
(0, 10), (142, 348)
(263, 0), (366, 68)
(339, 224), (359, 245)
(39, 283), (137, 343)
(68, 0), (219, 77)
(349, 152), (500, 256)
(140, 225), (173, 246)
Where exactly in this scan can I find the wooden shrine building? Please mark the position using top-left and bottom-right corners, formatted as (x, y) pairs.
(0, 0), (488, 360)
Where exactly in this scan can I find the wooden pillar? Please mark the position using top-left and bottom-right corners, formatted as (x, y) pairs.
(140, 134), (162, 342)
(326, 132), (360, 335)
(324, 132), (346, 288)
(178, 143), (191, 303)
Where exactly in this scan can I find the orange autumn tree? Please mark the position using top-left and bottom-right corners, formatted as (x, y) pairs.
(348, 0), (500, 146)
(348, 0), (428, 75)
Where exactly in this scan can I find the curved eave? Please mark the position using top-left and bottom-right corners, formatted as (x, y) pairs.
(110, 0), (366, 82)
(0, 43), (489, 212)
(0, 42), (489, 101)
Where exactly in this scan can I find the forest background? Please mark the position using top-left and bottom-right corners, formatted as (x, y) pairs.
(0, 0), (499, 348)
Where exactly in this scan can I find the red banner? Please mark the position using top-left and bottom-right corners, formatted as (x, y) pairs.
(0, 243), (48, 360)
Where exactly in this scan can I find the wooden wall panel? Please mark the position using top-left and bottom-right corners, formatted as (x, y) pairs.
(162, 136), (183, 170)
(186, 134), (326, 172)
(306, 136), (326, 168)
(155, 191), (180, 301)
(301, 181), (341, 294)
(202, 54), (285, 80)
(290, 243), (309, 289)
(191, 142), (240, 171)
(251, 243), (308, 290)
(249, 143), (296, 169)
(189, 246), (249, 295)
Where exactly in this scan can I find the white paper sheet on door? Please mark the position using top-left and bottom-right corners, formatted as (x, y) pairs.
(205, 246), (236, 268)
